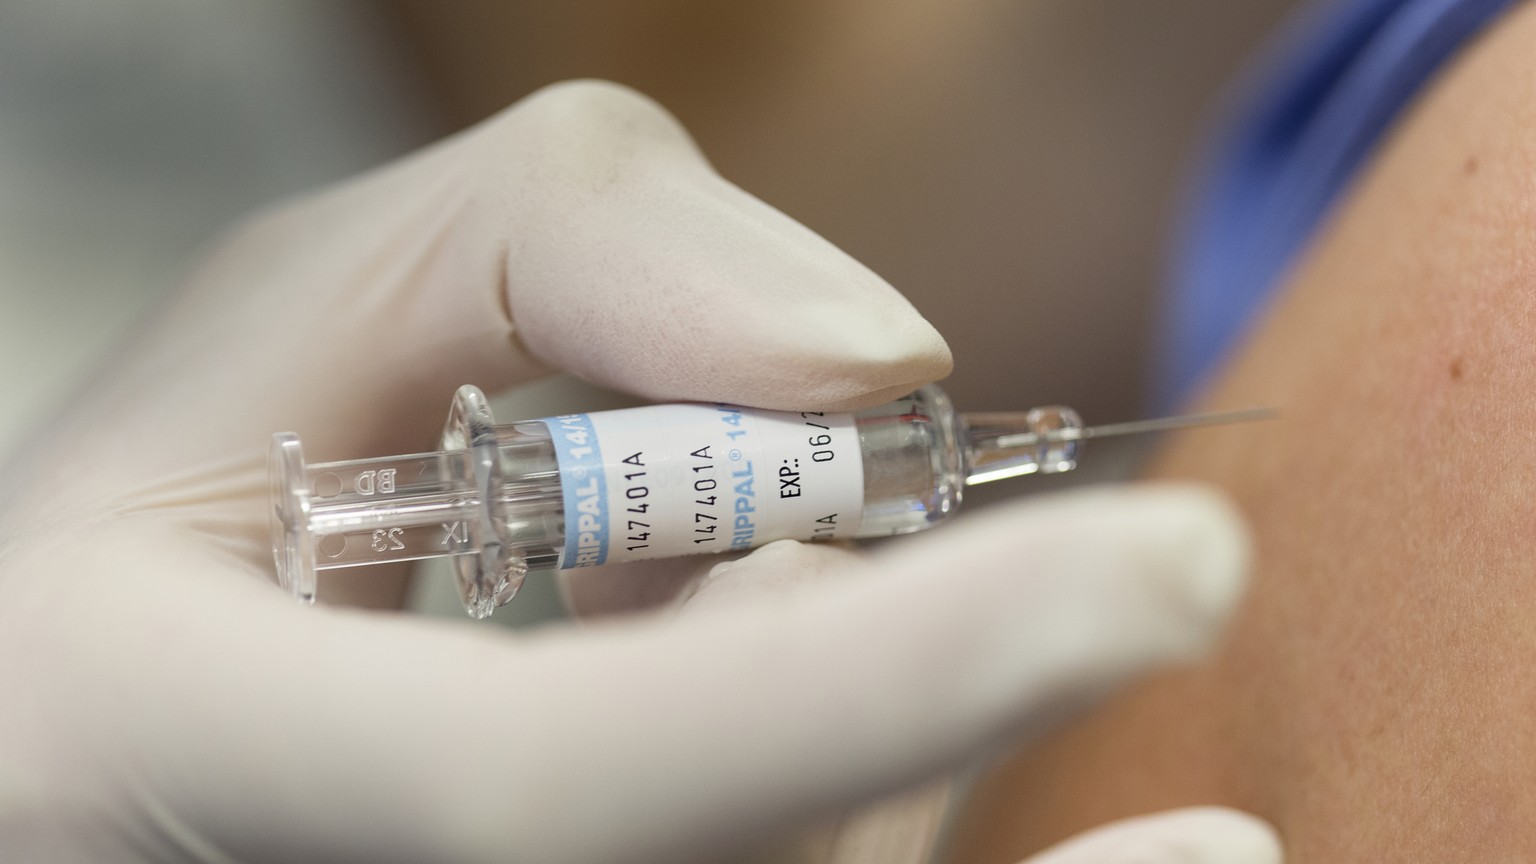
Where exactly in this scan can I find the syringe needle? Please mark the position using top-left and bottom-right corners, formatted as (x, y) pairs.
(994, 407), (1277, 449)
(1069, 407), (1277, 441)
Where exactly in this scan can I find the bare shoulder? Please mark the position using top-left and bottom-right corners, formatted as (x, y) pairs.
(944, 4), (1536, 863)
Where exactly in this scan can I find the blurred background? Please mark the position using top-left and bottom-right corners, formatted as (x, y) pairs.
(0, 0), (1301, 622)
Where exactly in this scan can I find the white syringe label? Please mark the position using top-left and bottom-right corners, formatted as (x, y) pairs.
(541, 404), (864, 568)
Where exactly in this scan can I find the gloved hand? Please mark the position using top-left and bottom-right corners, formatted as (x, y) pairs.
(0, 81), (1281, 864)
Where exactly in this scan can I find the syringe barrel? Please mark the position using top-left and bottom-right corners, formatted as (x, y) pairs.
(271, 384), (1060, 617)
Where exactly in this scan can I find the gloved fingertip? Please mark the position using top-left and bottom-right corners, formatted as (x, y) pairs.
(838, 485), (1251, 743)
(1019, 807), (1283, 864)
(744, 304), (953, 411)
(493, 82), (954, 411)
(1112, 484), (1252, 655)
(1057, 485), (1251, 667)
(880, 483), (1253, 659)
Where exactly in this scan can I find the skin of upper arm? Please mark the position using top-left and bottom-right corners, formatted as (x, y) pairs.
(945, 2), (1536, 861)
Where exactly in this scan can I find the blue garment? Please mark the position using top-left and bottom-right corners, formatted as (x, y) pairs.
(1158, 0), (1519, 408)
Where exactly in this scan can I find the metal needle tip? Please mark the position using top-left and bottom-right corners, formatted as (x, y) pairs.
(1051, 407), (1278, 443)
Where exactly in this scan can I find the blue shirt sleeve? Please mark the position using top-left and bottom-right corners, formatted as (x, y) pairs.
(1156, 0), (1519, 409)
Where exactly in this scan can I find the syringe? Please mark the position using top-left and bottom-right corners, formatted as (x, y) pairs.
(270, 384), (1270, 618)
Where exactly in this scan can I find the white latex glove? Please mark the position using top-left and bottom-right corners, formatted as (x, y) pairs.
(1016, 808), (1282, 864)
(0, 81), (1280, 864)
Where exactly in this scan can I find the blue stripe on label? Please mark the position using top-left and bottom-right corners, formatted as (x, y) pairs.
(543, 414), (608, 567)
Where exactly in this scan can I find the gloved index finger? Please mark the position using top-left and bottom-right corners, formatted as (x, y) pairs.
(501, 83), (952, 413)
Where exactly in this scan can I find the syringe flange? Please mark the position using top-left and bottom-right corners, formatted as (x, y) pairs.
(439, 385), (528, 617)
(270, 432), (318, 604)
(268, 385), (530, 618)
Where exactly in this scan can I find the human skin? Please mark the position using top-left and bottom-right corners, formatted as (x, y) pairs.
(944, 2), (1536, 861)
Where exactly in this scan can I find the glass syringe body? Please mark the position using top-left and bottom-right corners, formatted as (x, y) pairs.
(270, 384), (1083, 618)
